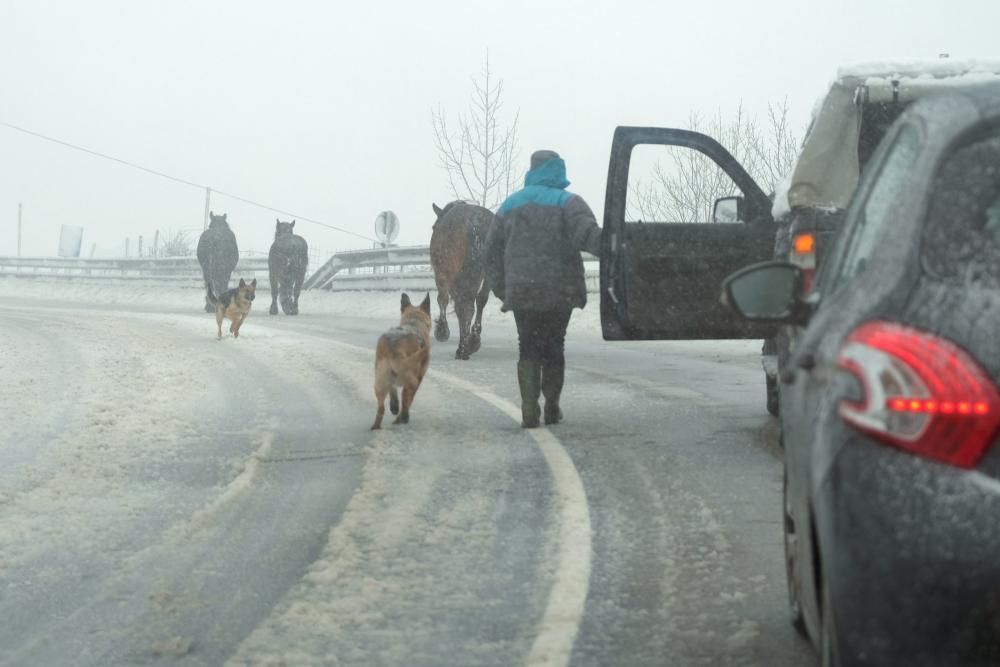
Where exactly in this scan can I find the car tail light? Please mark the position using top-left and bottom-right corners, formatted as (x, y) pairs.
(790, 232), (817, 294)
(837, 321), (1000, 468)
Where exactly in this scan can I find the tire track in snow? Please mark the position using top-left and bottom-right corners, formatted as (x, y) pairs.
(309, 335), (593, 667)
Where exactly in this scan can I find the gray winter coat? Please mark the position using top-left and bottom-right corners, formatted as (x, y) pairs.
(485, 157), (602, 312)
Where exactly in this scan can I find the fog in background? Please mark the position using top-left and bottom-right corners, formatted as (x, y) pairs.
(1, 0), (995, 258)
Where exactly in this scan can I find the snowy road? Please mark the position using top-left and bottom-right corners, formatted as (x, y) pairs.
(0, 285), (815, 666)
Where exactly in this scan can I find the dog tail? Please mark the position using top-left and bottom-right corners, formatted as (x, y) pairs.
(377, 333), (427, 374)
(394, 342), (426, 364)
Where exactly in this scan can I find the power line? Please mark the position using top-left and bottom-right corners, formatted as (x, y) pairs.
(0, 120), (378, 242)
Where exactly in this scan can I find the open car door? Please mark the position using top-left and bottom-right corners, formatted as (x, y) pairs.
(601, 126), (778, 340)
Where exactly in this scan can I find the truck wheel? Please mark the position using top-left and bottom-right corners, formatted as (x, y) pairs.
(766, 374), (780, 416)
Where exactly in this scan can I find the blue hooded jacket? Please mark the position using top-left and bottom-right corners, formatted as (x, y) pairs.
(485, 157), (602, 311)
(498, 158), (573, 215)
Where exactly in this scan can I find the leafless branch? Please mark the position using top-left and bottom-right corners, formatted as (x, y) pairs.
(627, 101), (800, 223)
(431, 53), (520, 210)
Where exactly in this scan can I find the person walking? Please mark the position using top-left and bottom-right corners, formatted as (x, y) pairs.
(485, 150), (602, 428)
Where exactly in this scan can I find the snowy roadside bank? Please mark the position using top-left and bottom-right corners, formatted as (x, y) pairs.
(0, 276), (763, 363)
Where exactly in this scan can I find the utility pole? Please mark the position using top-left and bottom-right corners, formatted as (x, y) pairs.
(17, 203), (22, 256)
(152, 229), (160, 258)
(203, 187), (212, 230)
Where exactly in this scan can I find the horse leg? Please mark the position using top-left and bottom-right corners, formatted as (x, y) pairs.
(454, 296), (474, 360)
(467, 278), (490, 355)
(279, 271), (291, 314)
(290, 271), (303, 315)
(434, 286), (451, 342)
(203, 271), (214, 313)
(269, 269), (279, 315)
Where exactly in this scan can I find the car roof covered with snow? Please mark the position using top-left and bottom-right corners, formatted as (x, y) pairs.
(773, 59), (1000, 219)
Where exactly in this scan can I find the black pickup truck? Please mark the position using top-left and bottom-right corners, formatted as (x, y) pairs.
(599, 59), (1000, 416)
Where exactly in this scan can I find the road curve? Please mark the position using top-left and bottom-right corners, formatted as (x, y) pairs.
(0, 294), (815, 666)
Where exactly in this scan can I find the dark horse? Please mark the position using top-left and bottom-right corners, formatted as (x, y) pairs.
(268, 219), (309, 315)
(430, 201), (495, 360)
(197, 211), (239, 312)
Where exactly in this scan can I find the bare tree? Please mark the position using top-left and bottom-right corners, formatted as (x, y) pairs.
(160, 229), (193, 257)
(432, 54), (519, 210)
(628, 100), (799, 222)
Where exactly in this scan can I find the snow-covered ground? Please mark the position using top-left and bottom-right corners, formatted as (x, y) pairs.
(0, 276), (763, 361)
(0, 280), (802, 666)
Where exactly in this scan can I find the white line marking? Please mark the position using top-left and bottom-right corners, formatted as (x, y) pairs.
(433, 371), (593, 667)
(308, 334), (593, 667)
(4, 306), (593, 663)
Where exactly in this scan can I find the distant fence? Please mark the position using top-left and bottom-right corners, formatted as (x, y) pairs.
(303, 246), (599, 292)
(0, 246), (600, 292)
(0, 256), (273, 288)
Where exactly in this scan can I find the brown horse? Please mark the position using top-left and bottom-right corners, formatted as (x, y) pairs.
(430, 201), (495, 360)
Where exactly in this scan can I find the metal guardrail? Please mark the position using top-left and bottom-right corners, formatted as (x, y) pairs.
(303, 246), (598, 291)
(0, 255), (273, 287)
(302, 245), (434, 290)
(0, 247), (599, 293)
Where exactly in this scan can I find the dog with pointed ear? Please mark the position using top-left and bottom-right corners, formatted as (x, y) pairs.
(400, 292), (432, 315)
(372, 292), (433, 429)
(211, 278), (256, 340)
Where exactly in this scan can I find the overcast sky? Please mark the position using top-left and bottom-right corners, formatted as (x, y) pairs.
(1, 0), (997, 258)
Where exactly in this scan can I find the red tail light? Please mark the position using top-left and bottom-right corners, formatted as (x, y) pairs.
(837, 321), (1000, 468)
(790, 232), (817, 294)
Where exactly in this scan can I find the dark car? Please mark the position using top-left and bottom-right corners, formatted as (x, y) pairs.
(765, 60), (1000, 416)
(723, 83), (1000, 666)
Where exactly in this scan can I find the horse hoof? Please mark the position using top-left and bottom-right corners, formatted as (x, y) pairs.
(205, 303), (214, 313)
(466, 335), (481, 355)
(269, 305), (278, 315)
(435, 323), (450, 342)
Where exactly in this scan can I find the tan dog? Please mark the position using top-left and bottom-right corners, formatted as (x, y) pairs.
(371, 293), (432, 429)
(209, 278), (256, 340)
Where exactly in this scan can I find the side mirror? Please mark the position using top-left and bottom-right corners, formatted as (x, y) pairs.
(713, 196), (743, 223)
(722, 261), (812, 325)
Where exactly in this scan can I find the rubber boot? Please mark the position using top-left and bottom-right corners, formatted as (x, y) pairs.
(542, 362), (565, 425)
(518, 361), (542, 428)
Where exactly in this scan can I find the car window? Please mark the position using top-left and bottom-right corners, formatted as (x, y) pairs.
(921, 129), (1000, 286)
(625, 144), (744, 223)
(820, 123), (921, 293)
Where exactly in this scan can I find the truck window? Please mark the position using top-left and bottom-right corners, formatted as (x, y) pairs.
(625, 145), (743, 224)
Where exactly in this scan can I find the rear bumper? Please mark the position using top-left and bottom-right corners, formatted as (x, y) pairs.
(820, 437), (1000, 666)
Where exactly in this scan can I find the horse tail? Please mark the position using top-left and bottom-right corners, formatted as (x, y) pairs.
(206, 253), (232, 304)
